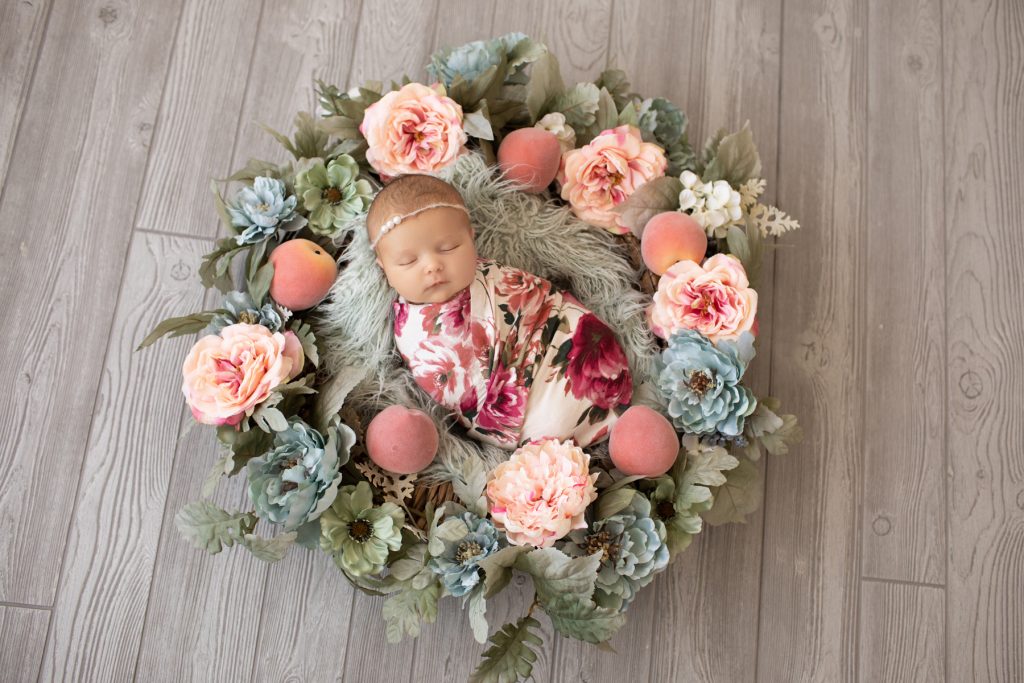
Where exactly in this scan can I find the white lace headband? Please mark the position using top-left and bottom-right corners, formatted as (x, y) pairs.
(369, 202), (471, 251)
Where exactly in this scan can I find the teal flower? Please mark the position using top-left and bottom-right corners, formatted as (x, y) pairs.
(228, 176), (297, 245)
(247, 417), (355, 530)
(319, 481), (405, 576)
(205, 291), (283, 335)
(564, 495), (669, 611)
(427, 512), (502, 597)
(654, 329), (757, 437)
(426, 32), (529, 87)
(294, 156), (373, 237)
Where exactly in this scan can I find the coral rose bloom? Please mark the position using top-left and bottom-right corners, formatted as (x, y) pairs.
(182, 323), (304, 426)
(647, 253), (758, 343)
(557, 124), (667, 234)
(359, 82), (468, 178)
(486, 439), (599, 548)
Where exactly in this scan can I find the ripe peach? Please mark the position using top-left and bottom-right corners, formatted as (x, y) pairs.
(608, 405), (680, 477)
(497, 128), (562, 193)
(640, 212), (708, 275)
(268, 238), (338, 310)
(366, 405), (439, 474)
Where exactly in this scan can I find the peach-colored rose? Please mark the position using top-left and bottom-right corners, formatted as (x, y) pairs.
(556, 124), (667, 234)
(485, 438), (599, 548)
(646, 253), (758, 343)
(182, 323), (304, 426)
(359, 82), (468, 178)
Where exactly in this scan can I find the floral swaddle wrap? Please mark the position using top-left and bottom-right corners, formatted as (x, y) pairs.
(393, 257), (634, 449)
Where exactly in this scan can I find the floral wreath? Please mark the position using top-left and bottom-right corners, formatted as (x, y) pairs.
(140, 33), (802, 683)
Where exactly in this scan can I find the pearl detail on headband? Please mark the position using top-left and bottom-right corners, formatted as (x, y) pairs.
(370, 202), (470, 251)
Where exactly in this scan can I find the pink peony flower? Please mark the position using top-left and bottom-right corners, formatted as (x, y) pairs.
(556, 124), (667, 234)
(410, 337), (475, 409)
(182, 323), (304, 426)
(359, 82), (468, 177)
(646, 253), (758, 343)
(485, 438), (599, 548)
(495, 267), (554, 332)
(564, 313), (633, 409)
(421, 287), (471, 334)
(476, 361), (527, 441)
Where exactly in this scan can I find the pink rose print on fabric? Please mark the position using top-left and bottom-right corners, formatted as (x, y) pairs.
(564, 313), (633, 410)
(411, 337), (475, 409)
(476, 361), (527, 442)
(393, 300), (409, 337)
(421, 287), (471, 334)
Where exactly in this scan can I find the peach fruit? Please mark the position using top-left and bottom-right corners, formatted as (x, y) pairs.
(497, 128), (562, 193)
(268, 238), (338, 310)
(608, 405), (680, 477)
(640, 211), (708, 275)
(365, 405), (439, 474)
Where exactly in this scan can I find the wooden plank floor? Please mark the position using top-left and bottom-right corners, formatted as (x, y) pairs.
(0, 0), (1021, 680)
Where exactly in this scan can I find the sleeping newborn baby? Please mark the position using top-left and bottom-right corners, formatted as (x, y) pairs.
(367, 173), (635, 450)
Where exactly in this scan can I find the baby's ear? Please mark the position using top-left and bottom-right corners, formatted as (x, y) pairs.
(375, 256), (384, 268)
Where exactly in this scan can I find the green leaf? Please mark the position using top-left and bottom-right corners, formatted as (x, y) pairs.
(210, 180), (234, 234)
(289, 320), (319, 368)
(468, 586), (489, 644)
(175, 501), (256, 554)
(451, 456), (489, 517)
(551, 82), (600, 133)
(525, 51), (565, 122)
(201, 453), (233, 498)
(760, 413), (802, 456)
(469, 616), (543, 683)
(313, 364), (368, 433)
(464, 106), (495, 141)
(543, 594), (626, 644)
(252, 405), (288, 433)
(294, 519), (322, 550)
(514, 547), (601, 604)
(291, 111), (330, 159)
(702, 120), (762, 186)
(702, 458), (762, 525)
(679, 439), (739, 488)
(613, 176), (683, 238)
(246, 238), (268, 285)
(216, 423), (274, 462)
(726, 225), (751, 266)
(136, 311), (215, 350)
(477, 545), (529, 598)
(595, 68), (633, 109)
(427, 517), (470, 557)
(199, 236), (246, 293)
(247, 262), (274, 307)
(242, 531), (296, 563)
(220, 158), (282, 183)
(382, 580), (441, 643)
(593, 87), (618, 134)
(595, 487), (635, 520)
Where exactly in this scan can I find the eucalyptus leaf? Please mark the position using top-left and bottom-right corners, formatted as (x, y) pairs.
(382, 580), (441, 643)
(595, 487), (636, 520)
(542, 594), (626, 644)
(451, 456), (489, 517)
(252, 405), (288, 433)
(464, 107), (495, 141)
(468, 586), (489, 644)
(551, 82), (600, 133)
(477, 545), (529, 599)
(242, 531), (296, 563)
(289, 320), (319, 369)
(613, 176), (683, 237)
(201, 453), (233, 498)
(175, 501), (256, 554)
(469, 616), (543, 683)
(702, 120), (762, 186)
(525, 51), (564, 122)
(514, 547), (601, 604)
(313, 364), (368, 432)
(136, 311), (215, 350)
(293, 519), (322, 550)
(247, 262), (275, 307)
(702, 458), (762, 526)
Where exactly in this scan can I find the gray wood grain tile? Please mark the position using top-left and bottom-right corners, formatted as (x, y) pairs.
(757, 0), (868, 680)
(0, 604), (50, 682)
(861, 0), (946, 586)
(0, 0), (50, 190)
(39, 232), (209, 680)
(943, 0), (1024, 680)
(0, 0), (184, 606)
(859, 580), (944, 681)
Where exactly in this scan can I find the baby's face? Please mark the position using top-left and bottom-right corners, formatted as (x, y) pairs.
(374, 206), (478, 304)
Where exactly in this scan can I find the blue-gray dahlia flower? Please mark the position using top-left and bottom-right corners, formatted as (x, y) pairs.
(247, 417), (354, 530)
(205, 291), (283, 335)
(427, 512), (502, 597)
(655, 329), (757, 437)
(564, 495), (669, 611)
(228, 176), (298, 245)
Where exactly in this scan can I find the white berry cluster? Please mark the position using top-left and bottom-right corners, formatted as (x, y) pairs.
(678, 170), (743, 235)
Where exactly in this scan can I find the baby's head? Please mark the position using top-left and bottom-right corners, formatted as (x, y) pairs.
(367, 174), (478, 305)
